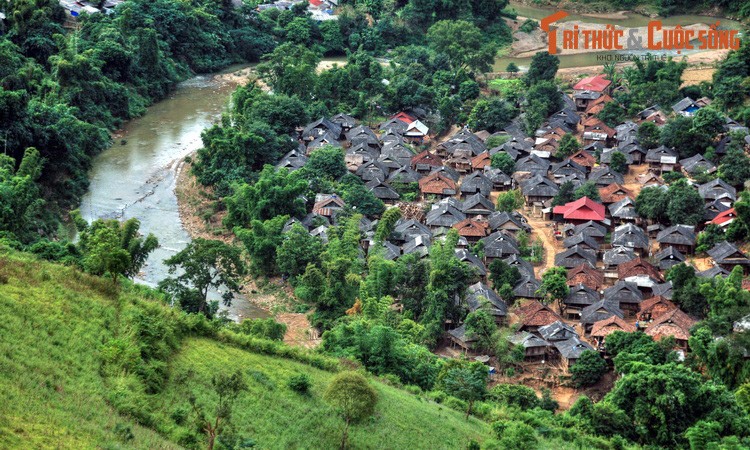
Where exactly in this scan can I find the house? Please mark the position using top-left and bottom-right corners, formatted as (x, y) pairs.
(564, 283), (600, 319)
(698, 179), (736, 203)
(657, 224), (696, 254)
(505, 254), (535, 279)
(382, 142), (414, 166)
(653, 246), (686, 270)
(402, 235), (431, 258)
(521, 175), (560, 206)
(471, 152), (492, 171)
(567, 263), (604, 290)
(410, 151), (443, 175)
(481, 231), (520, 261)
(672, 97), (701, 117)
(276, 147), (309, 171)
(638, 296), (677, 322)
(708, 241), (750, 273)
(461, 193), (495, 217)
(617, 141), (647, 164)
(618, 257), (664, 288)
(573, 90), (602, 111)
(455, 249), (487, 277)
(387, 166), (422, 185)
(392, 219), (432, 243)
(584, 94), (615, 116)
(563, 233), (600, 252)
(329, 113), (356, 131)
(590, 316), (635, 348)
(307, 132), (341, 152)
(493, 137), (531, 159)
(445, 153), (473, 174)
(488, 211), (529, 235)
(636, 105), (667, 125)
(419, 172), (457, 198)
(517, 300), (562, 334)
(425, 203), (465, 228)
(447, 324), (478, 352)
(453, 218), (490, 242)
(680, 153), (716, 176)
(465, 282), (508, 324)
(608, 197), (639, 225)
(507, 332), (551, 361)
(437, 129), (486, 158)
(554, 245), (597, 269)
(514, 276), (543, 300)
(366, 179), (400, 202)
(404, 120), (429, 144)
(705, 198), (733, 222)
(301, 117), (342, 141)
(430, 165), (461, 182)
(573, 74), (612, 94)
(645, 309), (697, 351)
(379, 118), (408, 134)
(347, 125), (380, 149)
(312, 194), (346, 217)
(569, 220), (607, 241)
(582, 117), (616, 145)
(611, 223), (650, 256)
(550, 159), (587, 182)
(460, 172), (492, 197)
(483, 168), (513, 191)
(709, 207), (737, 229)
(638, 171), (665, 188)
(589, 166), (625, 186)
(356, 160), (389, 182)
(604, 280), (644, 315)
(599, 183), (634, 205)
(553, 337), (595, 368)
(553, 197), (606, 224)
(645, 145), (678, 172)
(539, 321), (579, 344)
(569, 150), (597, 170)
(601, 148), (634, 167)
(515, 154), (550, 176)
(580, 300), (624, 333)
(603, 246), (636, 271)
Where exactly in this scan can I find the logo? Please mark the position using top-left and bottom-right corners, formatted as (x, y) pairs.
(541, 11), (741, 55)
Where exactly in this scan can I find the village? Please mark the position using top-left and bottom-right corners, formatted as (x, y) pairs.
(275, 72), (750, 398)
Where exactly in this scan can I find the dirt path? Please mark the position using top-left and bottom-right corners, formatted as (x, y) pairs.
(278, 313), (321, 348)
(525, 212), (560, 278)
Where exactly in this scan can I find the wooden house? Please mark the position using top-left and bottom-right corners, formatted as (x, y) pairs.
(567, 264), (604, 291)
(564, 283), (600, 319)
(507, 332), (551, 361)
(418, 172), (457, 198)
(638, 296), (677, 322)
(453, 218), (490, 243)
(580, 300), (624, 333)
(656, 224), (696, 254)
(517, 300), (562, 335)
(645, 309), (697, 351)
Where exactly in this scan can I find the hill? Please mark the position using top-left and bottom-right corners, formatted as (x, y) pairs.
(0, 250), (495, 449)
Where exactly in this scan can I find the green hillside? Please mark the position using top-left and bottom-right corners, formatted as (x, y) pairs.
(0, 250), (495, 449)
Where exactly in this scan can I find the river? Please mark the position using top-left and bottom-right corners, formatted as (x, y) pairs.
(495, 1), (744, 70)
(79, 66), (269, 321)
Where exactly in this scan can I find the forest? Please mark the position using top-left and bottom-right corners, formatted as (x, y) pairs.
(2, 0), (750, 448)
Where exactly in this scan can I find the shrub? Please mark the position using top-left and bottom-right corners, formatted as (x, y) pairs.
(287, 373), (312, 395)
(570, 350), (608, 387)
(443, 396), (468, 413)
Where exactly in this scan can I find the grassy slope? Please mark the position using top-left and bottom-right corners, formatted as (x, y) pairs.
(0, 251), (494, 449)
(154, 338), (491, 449)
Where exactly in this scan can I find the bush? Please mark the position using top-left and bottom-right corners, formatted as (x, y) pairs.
(443, 396), (468, 413)
(287, 373), (312, 395)
(489, 384), (539, 410)
(570, 350), (608, 387)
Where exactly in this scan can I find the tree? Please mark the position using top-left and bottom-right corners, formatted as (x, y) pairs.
(666, 179), (704, 226)
(235, 215), (288, 277)
(324, 372), (378, 449)
(465, 310), (497, 351)
(552, 181), (575, 207)
(276, 224), (324, 278)
(635, 186), (668, 223)
(304, 145), (347, 180)
(524, 52), (559, 86)
(596, 101), (625, 128)
(374, 208), (401, 243)
(692, 108), (725, 139)
(573, 181), (601, 202)
(489, 259), (521, 290)
(537, 267), (569, 314)
(570, 350), (607, 387)
(696, 224), (725, 253)
(224, 166), (307, 228)
(719, 140), (750, 186)
(496, 189), (523, 212)
(494, 421), (538, 450)
(426, 20), (497, 80)
(609, 151), (627, 174)
(237, 317), (287, 341)
(159, 239), (245, 317)
(555, 133), (580, 159)
(506, 62), (519, 77)
(637, 121), (660, 149)
(467, 98), (517, 132)
(256, 43), (320, 98)
(490, 152), (514, 174)
(190, 370), (247, 450)
(440, 361), (487, 419)
(661, 116), (710, 158)
(77, 218), (158, 282)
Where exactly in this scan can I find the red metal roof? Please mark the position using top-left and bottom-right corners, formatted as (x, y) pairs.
(552, 196), (606, 221)
(573, 74), (611, 92)
(309, 0), (323, 6)
(710, 207), (736, 226)
(392, 112), (416, 124)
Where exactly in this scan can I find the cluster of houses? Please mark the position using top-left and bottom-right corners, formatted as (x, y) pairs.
(257, 0), (338, 20)
(276, 72), (750, 370)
